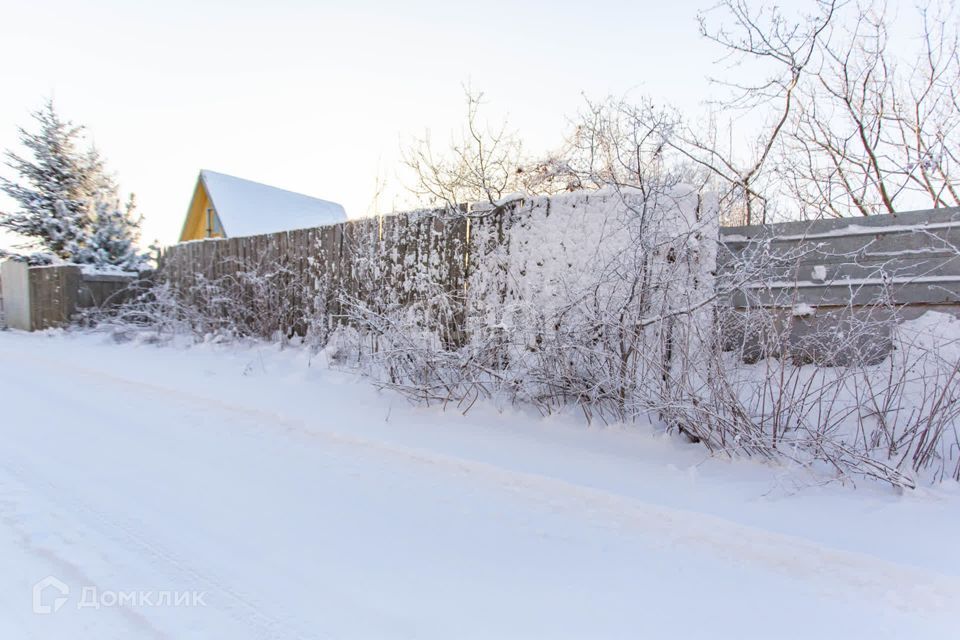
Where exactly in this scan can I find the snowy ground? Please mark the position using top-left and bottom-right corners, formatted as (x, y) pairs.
(1, 330), (958, 639)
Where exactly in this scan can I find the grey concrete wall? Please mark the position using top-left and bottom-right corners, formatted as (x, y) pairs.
(719, 207), (960, 362)
(720, 206), (960, 311)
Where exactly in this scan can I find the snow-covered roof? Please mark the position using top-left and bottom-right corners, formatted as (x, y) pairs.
(200, 170), (346, 238)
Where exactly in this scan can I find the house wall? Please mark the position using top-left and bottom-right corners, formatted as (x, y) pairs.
(180, 181), (225, 241)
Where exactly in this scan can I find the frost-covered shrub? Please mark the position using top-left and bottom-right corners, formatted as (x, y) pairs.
(337, 187), (721, 430)
(89, 254), (315, 344)
(703, 309), (960, 486)
(123, 186), (960, 488)
(694, 232), (960, 486)
(335, 188), (960, 487)
(463, 187), (718, 420)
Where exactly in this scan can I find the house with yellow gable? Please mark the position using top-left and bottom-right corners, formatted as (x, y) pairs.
(179, 170), (347, 241)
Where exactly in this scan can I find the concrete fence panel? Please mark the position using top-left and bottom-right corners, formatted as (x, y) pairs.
(720, 206), (960, 314)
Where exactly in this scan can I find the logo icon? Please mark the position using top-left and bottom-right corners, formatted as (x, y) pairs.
(33, 576), (69, 614)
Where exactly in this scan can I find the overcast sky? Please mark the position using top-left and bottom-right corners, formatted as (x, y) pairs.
(0, 0), (741, 247)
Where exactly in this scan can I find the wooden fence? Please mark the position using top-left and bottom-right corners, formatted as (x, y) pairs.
(159, 189), (711, 341)
(0, 261), (139, 331)
(160, 208), (472, 337)
(158, 202), (960, 359)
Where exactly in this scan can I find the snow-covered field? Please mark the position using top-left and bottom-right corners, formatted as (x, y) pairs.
(1, 330), (958, 639)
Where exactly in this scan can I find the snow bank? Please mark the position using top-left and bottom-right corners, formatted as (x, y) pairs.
(1, 329), (959, 638)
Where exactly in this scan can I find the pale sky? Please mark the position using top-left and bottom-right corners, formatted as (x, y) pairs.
(0, 0), (728, 248)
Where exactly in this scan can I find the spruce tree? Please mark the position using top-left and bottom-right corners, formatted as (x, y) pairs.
(84, 193), (147, 271)
(78, 146), (147, 270)
(0, 100), (94, 260)
(1, 101), (148, 269)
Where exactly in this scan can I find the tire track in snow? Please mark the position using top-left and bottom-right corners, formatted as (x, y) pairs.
(1, 346), (958, 615)
(0, 455), (324, 640)
(0, 477), (169, 639)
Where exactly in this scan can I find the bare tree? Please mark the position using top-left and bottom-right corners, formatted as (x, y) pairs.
(403, 86), (524, 211)
(897, 4), (960, 208)
(781, 2), (960, 218)
(672, 0), (839, 225)
(522, 96), (691, 196)
(683, 0), (958, 223)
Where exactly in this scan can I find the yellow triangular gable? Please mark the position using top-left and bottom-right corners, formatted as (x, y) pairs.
(179, 174), (225, 241)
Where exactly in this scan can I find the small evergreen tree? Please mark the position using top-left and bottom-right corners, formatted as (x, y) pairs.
(1, 100), (148, 269)
(0, 100), (94, 260)
(75, 146), (148, 270)
(84, 193), (147, 271)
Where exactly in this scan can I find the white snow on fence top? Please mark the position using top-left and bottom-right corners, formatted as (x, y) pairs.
(201, 170), (347, 238)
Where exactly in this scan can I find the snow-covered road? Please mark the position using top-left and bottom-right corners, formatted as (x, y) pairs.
(1, 331), (958, 639)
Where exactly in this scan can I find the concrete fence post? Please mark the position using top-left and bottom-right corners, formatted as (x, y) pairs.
(0, 260), (31, 330)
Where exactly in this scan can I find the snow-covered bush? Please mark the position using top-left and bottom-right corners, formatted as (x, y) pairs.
(703, 305), (960, 487)
(331, 189), (960, 487)
(334, 187), (722, 428)
(465, 188), (718, 419)
(179, 259), (312, 342)
(88, 252), (313, 344)
(122, 187), (960, 488)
